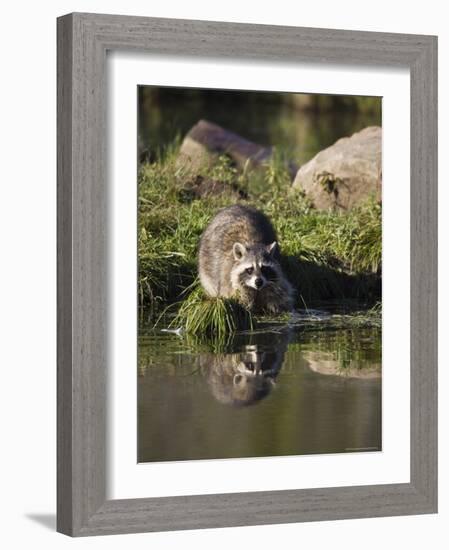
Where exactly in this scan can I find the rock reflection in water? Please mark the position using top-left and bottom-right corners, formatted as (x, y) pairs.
(304, 351), (381, 379)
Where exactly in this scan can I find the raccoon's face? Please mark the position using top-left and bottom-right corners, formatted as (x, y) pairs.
(230, 241), (280, 291)
(205, 343), (283, 406)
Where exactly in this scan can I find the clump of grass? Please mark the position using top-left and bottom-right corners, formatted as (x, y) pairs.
(172, 285), (255, 339)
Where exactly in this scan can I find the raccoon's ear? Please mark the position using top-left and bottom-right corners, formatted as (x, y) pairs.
(266, 241), (278, 256)
(233, 242), (246, 261)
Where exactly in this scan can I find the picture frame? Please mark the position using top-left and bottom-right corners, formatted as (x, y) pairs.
(57, 12), (438, 536)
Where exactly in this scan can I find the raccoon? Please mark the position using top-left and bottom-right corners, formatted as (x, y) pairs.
(198, 205), (293, 314)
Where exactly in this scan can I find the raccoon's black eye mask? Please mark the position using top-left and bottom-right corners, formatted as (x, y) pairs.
(261, 265), (277, 280)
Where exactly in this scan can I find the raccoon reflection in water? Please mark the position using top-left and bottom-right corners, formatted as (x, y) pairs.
(199, 330), (290, 407)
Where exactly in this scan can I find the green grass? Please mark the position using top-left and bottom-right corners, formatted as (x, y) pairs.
(171, 283), (255, 340)
(138, 143), (382, 330)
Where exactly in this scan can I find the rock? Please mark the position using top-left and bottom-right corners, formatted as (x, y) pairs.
(177, 119), (272, 174)
(293, 126), (382, 210)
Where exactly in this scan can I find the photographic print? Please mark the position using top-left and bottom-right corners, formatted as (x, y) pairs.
(137, 87), (382, 463)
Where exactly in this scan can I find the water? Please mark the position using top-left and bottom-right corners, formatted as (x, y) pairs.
(138, 313), (381, 463)
(138, 87), (381, 166)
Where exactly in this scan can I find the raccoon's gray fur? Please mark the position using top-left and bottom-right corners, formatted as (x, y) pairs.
(198, 205), (293, 313)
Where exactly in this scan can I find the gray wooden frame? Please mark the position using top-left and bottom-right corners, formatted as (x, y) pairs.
(57, 12), (438, 537)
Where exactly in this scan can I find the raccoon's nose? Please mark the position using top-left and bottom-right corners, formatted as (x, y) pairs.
(255, 278), (263, 289)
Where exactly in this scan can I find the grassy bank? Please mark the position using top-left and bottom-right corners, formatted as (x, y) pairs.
(138, 144), (382, 321)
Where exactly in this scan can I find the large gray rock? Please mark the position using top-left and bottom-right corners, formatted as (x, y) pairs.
(177, 119), (272, 174)
(293, 126), (382, 210)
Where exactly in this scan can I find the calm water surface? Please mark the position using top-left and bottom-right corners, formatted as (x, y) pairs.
(138, 88), (381, 166)
(138, 313), (381, 463)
